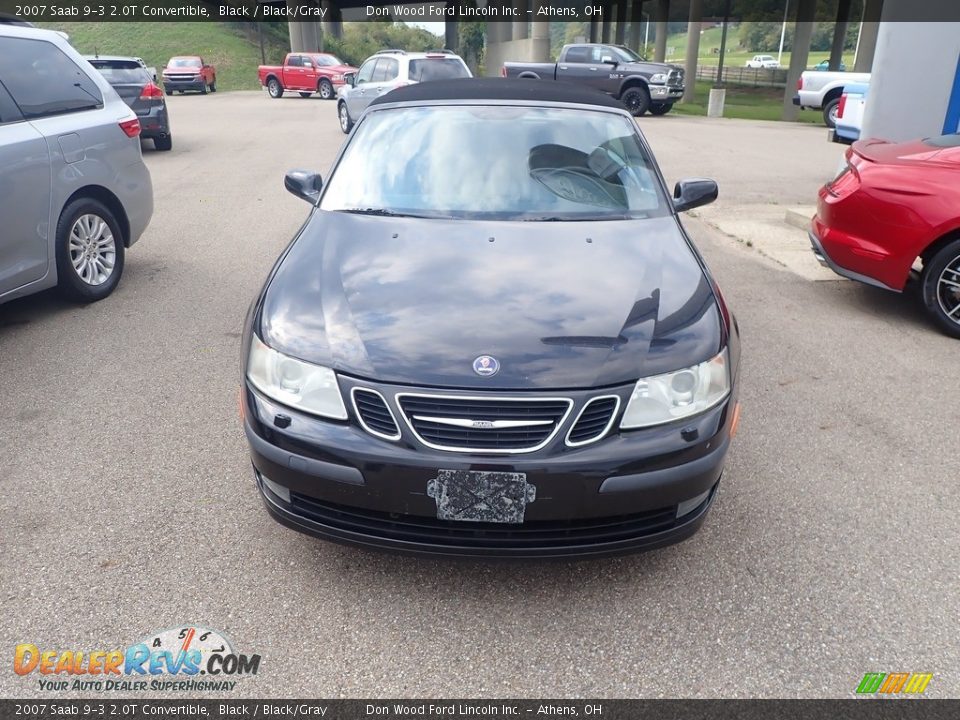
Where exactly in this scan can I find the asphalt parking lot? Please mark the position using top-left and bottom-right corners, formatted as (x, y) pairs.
(1, 92), (958, 698)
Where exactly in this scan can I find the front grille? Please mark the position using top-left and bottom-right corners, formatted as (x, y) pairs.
(396, 394), (572, 453)
(165, 74), (197, 82)
(566, 396), (619, 446)
(667, 70), (684, 87)
(352, 388), (400, 440)
(290, 493), (678, 550)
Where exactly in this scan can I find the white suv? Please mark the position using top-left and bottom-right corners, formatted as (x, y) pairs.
(337, 50), (471, 133)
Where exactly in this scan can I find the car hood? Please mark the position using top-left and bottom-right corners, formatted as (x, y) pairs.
(620, 61), (682, 75)
(329, 64), (357, 74)
(258, 212), (722, 390)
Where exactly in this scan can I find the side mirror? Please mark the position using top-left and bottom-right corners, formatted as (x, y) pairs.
(601, 56), (618, 65)
(673, 178), (718, 213)
(344, 72), (356, 87)
(284, 170), (323, 204)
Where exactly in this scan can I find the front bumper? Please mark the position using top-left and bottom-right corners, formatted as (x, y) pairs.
(651, 84), (684, 101)
(242, 379), (736, 558)
(163, 78), (205, 92)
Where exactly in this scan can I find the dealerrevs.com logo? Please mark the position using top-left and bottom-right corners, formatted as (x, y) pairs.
(13, 625), (261, 692)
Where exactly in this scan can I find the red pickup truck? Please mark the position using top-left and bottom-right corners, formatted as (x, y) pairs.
(162, 56), (216, 95)
(258, 53), (357, 100)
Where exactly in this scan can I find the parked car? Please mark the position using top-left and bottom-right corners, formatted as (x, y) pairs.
(242, 78), (741, 558)
(0, 25), (153, 305)
(745, 55), (780, 68)
(502, 43), (684, 117)
(86, 56), (172, 151)
(162, 56), (216, 94)
(259, 52), (357, 100)
(811, 134), (960, 338)
(812, 59), (847, 71)
(831, 81), (868, 145)
(336, 49), (471, 133)
(794, 69), (870, 128)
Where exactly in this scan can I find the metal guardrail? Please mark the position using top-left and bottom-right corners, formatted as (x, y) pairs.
(695, 65), (788, 88)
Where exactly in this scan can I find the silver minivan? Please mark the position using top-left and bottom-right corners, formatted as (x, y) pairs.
(0, 24), (153, 305)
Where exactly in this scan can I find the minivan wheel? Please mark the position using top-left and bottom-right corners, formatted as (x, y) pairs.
(922, 238), (960, 339)
(268, 78), (283, 98)
(318, 78), (334, 100)
(154, 134), (173, 151)
(338, 102), (353, 133)
(55, 199), (125, 303)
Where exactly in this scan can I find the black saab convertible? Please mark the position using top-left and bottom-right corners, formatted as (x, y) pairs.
(241, 79), (741, 558)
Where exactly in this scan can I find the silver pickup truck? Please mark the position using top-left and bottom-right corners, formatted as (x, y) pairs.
(502, 43), (684, 117)
(793, 69), (871, 127)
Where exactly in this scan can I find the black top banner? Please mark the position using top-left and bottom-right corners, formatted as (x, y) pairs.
(5, 700), (960, 720)
(0, 0), (956, 23)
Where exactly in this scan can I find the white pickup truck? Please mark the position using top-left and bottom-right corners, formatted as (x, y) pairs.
(793, 69), (871, 128)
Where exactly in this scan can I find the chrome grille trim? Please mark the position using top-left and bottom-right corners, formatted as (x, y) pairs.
(565, 395), (621, 448)
(351, 387), (401, 442)
(395, 392), (574, 454)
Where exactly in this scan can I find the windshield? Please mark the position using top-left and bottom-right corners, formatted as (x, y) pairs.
(169, 58), (201, 68)
(408, 58), (470, 82)
(610, 46), (644, 63)
(320, 105), (666, 220)
(89, 60), (150, 84)
(314, 55), (344, 67)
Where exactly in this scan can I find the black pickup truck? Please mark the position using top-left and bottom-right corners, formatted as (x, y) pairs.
(502, 43), (684, 117)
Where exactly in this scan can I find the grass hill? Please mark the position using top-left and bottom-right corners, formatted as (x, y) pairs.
(36, 22), (291, 91)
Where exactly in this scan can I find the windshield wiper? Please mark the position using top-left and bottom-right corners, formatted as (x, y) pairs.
(522, 214), (638, 221)
(338, 208), (431, 218)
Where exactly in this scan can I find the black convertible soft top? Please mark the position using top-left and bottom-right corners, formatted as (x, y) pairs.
(368, 77), (625, 111)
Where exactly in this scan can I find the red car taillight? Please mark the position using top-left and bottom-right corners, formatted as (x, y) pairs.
(797, 76), (803, 91)
(139, 82), (164, 99)
(119, 118), (141, 138)
(837, 94), (847, 119)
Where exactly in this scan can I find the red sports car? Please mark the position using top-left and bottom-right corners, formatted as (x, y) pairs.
(810, 133), (960, 338)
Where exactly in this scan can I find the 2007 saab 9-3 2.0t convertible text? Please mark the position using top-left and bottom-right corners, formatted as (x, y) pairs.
(241, 79), (741, 558)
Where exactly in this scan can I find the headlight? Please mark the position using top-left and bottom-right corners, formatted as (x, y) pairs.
(649, 73), (668, 84)
(620, 348), (730, 429)
(247, 334), (347, 420)
(333, 74), (343, 82)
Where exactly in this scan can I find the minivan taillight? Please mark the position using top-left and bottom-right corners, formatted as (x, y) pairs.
(797, 76), (803, 91)
(500, 66), (506, 77)
(139, 82), (164, 99)
(119, 118), (141, 138)
(837, 94), (847, 119)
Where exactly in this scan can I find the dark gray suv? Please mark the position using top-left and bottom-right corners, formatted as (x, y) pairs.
(0, 25), (153, 305)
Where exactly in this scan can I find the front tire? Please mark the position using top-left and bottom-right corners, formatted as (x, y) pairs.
(267, 78), (283, 99)
(200, 81), (208, 95)
(921, 239), (960, 339)
(649, 102), (672, 116)
(210, 78), (217, 93)
(621, 85), (651, 117)
(318, 78), (334, 100)
(338, 101), (353, 134)
(55, 198), (125, 303)
(823, 97), (840, 128)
